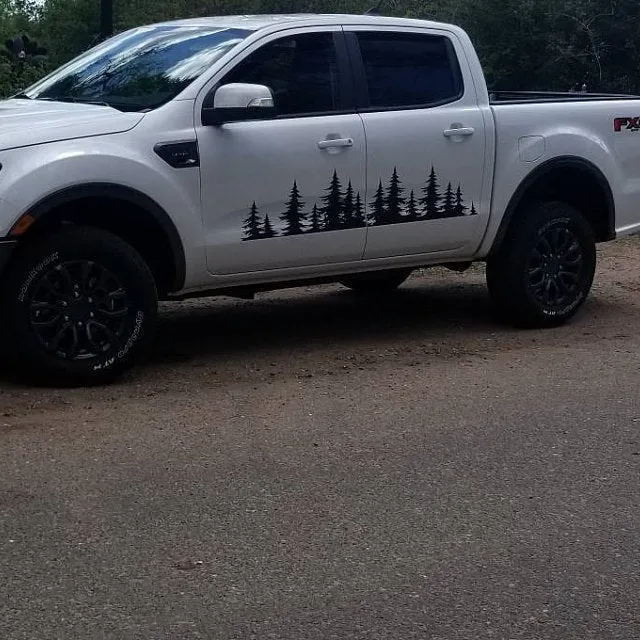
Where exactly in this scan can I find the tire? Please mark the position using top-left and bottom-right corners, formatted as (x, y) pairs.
(340, 269), (412, 294)
(486, 201), (596, 328)
(0, 226), (158, 385)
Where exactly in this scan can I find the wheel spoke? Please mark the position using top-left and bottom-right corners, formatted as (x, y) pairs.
(97, 307), (128, 320)
(88, 320), (121, 350)
(80, 261), (94, 294)
(538, 236), (553, 256)
(48, 322), (73, 352)
(55, 264), (75, 294)
(528, 265), (544, 279)
(31, 301), (60, 312)
(31, 315), (61, 328)
(28, 259), (131, 362)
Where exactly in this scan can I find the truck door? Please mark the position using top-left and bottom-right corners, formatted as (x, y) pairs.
(345, 28), (489, 260)
(196, 28), (367, 275)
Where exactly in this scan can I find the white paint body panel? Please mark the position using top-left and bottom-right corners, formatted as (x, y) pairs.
(0, 13), (638, 295)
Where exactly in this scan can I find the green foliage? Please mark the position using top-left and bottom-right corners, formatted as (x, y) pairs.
(0, 0), (639, 97)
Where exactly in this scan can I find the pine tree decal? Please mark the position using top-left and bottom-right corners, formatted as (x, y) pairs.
(370, 180), (387, 226)
(353, 192), (366, 227)
(308, 204), (322, 232)
(263, 214), (276, 238)
(342, 181), (355, 228)
(280, 180), (306, 236)
(406, 190), (419, 221)
(242, 201), (262, 241)
(469, 203), (478, 216)
(454, 185), (467, 217)
(441, 182), (455, 218)
(421, 166), (441, 220)
(385, 167), (405, 224)
(321, 171), (343, 231)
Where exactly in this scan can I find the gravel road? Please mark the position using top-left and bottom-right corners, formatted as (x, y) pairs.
(1, 239), (639, 639)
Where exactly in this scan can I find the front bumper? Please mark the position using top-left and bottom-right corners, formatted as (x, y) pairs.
(0, 238), (16, 279)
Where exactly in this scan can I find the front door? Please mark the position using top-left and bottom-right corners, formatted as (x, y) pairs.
(346, 28), (488, 260)
(196, 29), (367, 276)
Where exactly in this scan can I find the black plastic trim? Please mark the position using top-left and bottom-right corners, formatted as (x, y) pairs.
(19, 183), (186, 291)
(0, 238), (17, 280)
(154, 141), (200, 168)
(333, 30), (357, 113)
(490, 156), (616, 254)
(490, 90), (639, 104)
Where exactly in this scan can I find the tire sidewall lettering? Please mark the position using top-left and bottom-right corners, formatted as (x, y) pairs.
(18, 252), (60, 303)
(91, 309), (145, 371)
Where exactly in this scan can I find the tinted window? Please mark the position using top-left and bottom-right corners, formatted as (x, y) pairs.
(25, 26), (251, 112)
(222, 32), (340, 117)
(356, 32), (462, 109)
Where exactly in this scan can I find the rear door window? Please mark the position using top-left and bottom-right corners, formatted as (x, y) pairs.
(354, 31), (463, 110)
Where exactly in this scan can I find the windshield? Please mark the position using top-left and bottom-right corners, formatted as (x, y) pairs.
(22, 25), (251, 112)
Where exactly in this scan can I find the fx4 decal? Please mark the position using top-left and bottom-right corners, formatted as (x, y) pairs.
(614, 117), (640, 132)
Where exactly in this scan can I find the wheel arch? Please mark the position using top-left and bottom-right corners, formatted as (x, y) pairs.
(489, 156), (615, 255)
(8, 183), (186, 296)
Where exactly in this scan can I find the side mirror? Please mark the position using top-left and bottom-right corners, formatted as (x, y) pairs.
(202, 83), (276, 126)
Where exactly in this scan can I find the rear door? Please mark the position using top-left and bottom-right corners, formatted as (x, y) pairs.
(345, 27), (489, 259)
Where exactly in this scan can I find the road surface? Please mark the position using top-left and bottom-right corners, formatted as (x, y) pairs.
(1, 240), (639, 639)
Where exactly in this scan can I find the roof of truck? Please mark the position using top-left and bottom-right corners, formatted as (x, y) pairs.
(155, 14), (451, 32)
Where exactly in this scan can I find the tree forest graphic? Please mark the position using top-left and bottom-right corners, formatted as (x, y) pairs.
(242, 166), (478, 241)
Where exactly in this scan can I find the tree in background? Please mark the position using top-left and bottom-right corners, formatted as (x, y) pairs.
(2, 1), (640, 100)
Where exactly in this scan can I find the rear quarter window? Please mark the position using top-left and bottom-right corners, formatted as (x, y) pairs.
(355, 31), (463, 110)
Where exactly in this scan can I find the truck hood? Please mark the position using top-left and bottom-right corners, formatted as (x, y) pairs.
(0, 98), (145, 152)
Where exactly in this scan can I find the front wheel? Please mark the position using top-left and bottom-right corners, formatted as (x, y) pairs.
(486, 201), (596, 328)
(1, 227), (158, 385)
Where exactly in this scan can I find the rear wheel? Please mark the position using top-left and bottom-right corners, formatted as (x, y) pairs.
(340, 269), (412, 294)
(0, 227), (157, 385)
(486, 201), (596, 328)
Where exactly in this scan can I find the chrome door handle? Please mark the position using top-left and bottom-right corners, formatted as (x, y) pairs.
(443, 127), (475, 138)
(318, 137), (354, 149)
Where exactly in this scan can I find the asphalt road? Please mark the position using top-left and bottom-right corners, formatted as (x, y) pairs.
(1, 240), (639, 639)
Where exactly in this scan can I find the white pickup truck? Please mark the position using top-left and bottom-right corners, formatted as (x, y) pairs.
(0, 13), (638, 384)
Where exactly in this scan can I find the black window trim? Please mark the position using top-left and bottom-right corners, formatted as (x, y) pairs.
(204, 29), (358, 122)
(344, 29), (465, 114)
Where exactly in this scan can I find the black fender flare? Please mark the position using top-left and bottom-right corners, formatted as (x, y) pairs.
(15, 183), (186, 291)
(490, 156), (615, 255)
